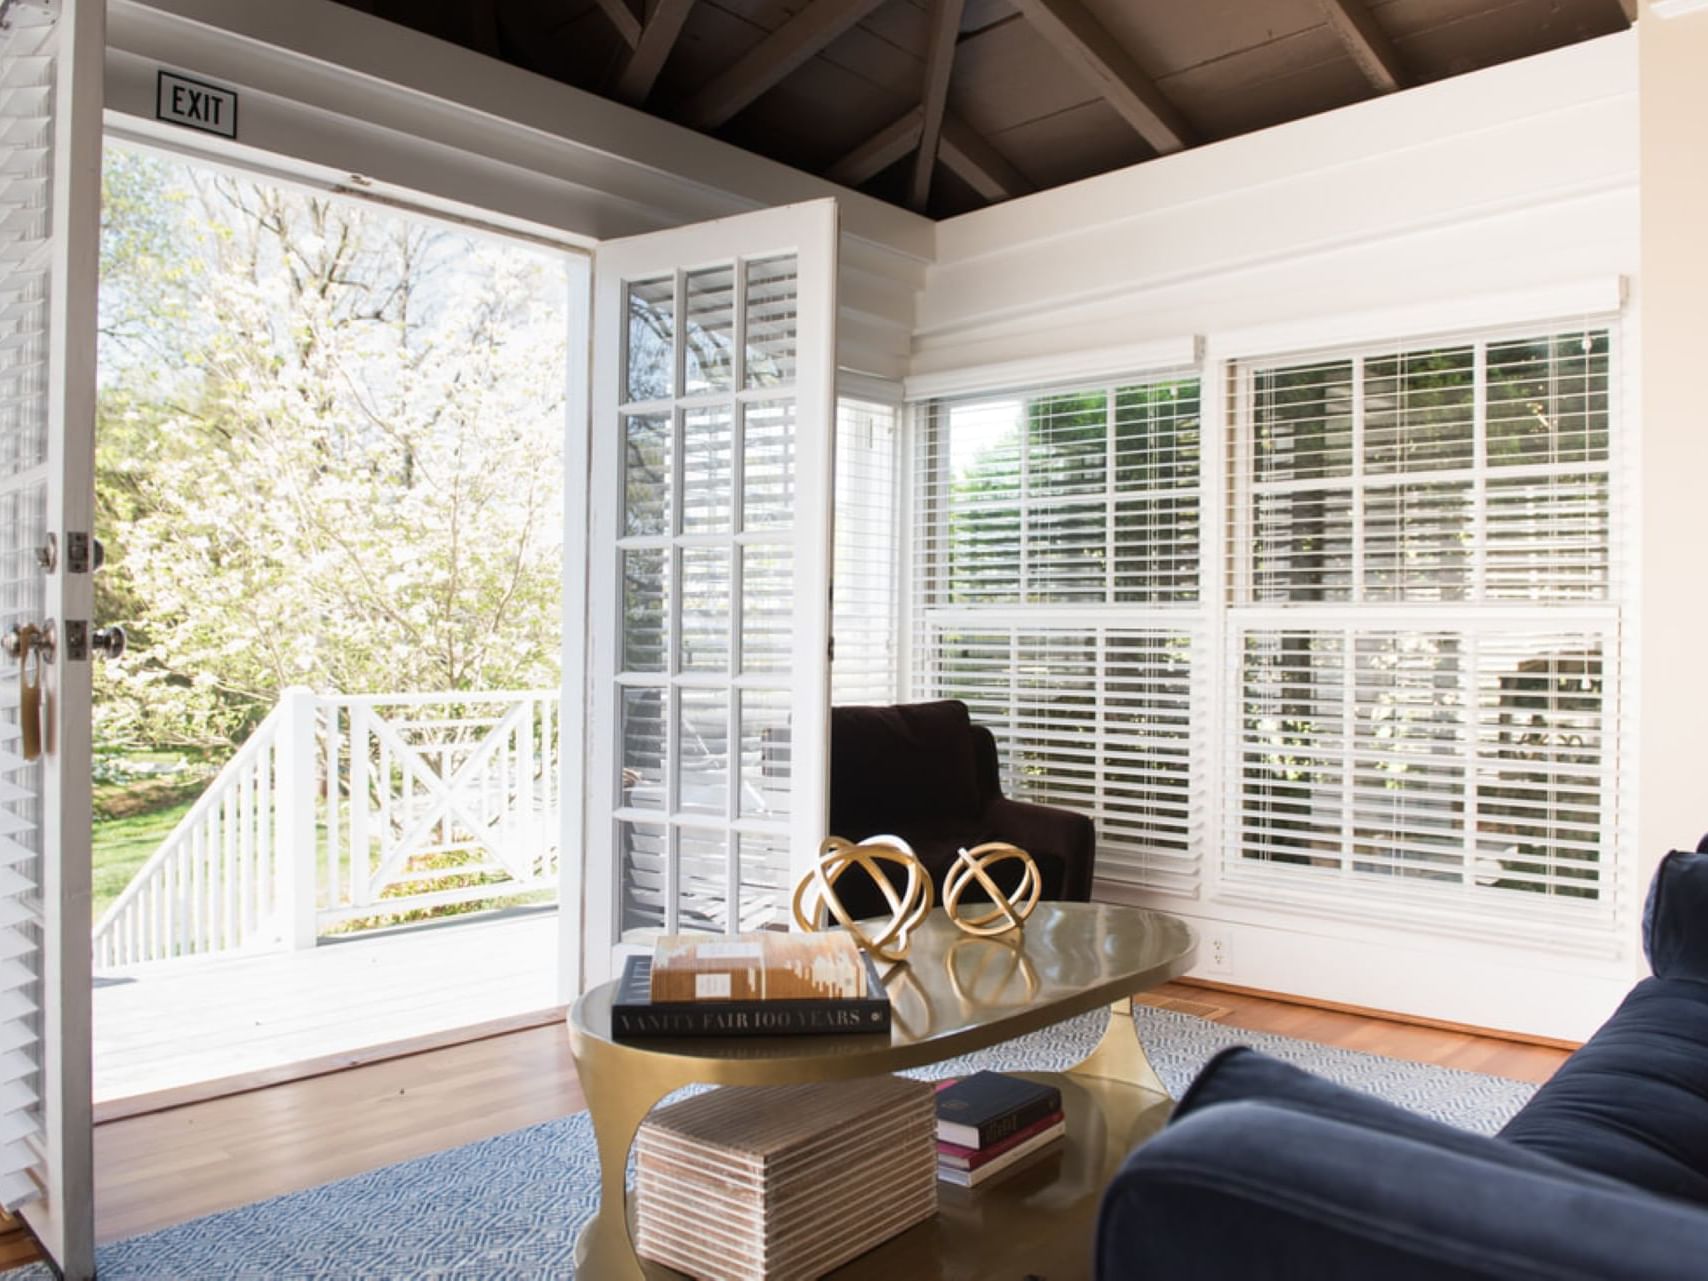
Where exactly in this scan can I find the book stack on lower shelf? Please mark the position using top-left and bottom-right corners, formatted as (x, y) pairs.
(934, 1071), (1066, 1188)
(633, 1075), (938, 1280)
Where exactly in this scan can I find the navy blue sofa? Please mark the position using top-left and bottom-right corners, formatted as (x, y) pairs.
(1096, 843), (1708, 1280)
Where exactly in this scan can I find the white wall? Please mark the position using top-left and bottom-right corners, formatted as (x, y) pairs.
(1635, 6), (1708, 913)
(914, 33), (1641, 1041)
(103, 0), (928, 384)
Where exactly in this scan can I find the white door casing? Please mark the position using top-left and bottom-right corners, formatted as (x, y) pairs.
(585, 199), (839, 983)
(0, 0), (100, 1275)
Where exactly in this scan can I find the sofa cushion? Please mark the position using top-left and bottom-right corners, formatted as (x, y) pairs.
(1644, 847), (1708, 984)
(1176, 1047), (1628, 1190)
(829, 701), (982, 833)
(1500, 977), (1708, 1206)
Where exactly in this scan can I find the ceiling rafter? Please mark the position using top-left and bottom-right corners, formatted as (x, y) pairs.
(592, 0), (644, 50)
(1316, 0), (1408, 92)
(1007, 0), (1192, 155)
(940, 115), (1034, 201)
(827, 107), (923, 187)
(1614, 0), (1636, 19)
(614, 0), (696, 105)
(681, 0), (892, 131)
(909, 0), (968, 210)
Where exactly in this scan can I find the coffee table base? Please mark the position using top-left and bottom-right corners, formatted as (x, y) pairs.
(573, 998), (1172, 1280)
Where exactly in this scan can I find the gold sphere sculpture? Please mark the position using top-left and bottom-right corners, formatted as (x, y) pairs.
(792, 835), (934, 962)
(944, 842), (1041, 937)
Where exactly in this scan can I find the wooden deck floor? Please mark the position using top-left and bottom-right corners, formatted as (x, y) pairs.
(93, 910), (563, 1114)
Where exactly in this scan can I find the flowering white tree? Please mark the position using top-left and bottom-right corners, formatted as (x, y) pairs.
(96, 145), (568, 751)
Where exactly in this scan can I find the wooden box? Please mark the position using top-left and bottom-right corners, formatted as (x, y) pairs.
(634, 1075), (938, 1280)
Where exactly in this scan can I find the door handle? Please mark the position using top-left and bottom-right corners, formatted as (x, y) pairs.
(2, 623), (50, 762)
(92, 625), (125, 660)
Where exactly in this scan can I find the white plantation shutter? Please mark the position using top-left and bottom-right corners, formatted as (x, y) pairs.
(1227, 326), (1622, 936)
(912, 374), (1206, 896)
(0, 4), (54, 1212)
(0, 0), (98, 1272)
(831, 398), (900, 705)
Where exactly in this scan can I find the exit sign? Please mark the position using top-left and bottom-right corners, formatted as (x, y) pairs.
(155, 71), (237, 139)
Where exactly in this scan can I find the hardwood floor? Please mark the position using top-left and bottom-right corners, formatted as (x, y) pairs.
(0, 981), (1574, 1267)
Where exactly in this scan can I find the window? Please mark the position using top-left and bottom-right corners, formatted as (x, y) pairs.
(912, 376), (1206, 895)
(1229, 330), (1617, 917)
(908, 324), (1621, 936)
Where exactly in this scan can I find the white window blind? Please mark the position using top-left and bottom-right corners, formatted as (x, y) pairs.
(1229, 328), (1620, 928)
(912, 375), (1206, 895)
(832, 398), (900, 705)
(0, 4), (55, 1211)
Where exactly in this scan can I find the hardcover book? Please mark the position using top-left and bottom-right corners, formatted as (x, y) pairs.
(612, 950), (892, 1038)
(936, 1108), (1067, 1171)
(934, 1071), (1063, 1148)
(649, 931), (869, 1003)
(937, 1120), (1066, 1188)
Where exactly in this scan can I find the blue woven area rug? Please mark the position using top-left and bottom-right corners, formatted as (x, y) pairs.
(21, 1006), (1538, 1279)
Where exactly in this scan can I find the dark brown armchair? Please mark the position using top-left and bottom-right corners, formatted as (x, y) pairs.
(828, 700), (1096, 919)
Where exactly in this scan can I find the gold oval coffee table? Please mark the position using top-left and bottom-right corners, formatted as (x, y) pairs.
(568, 901), (1197, 1280)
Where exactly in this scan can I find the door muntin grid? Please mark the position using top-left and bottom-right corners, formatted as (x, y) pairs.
(615, 256), (800, 940)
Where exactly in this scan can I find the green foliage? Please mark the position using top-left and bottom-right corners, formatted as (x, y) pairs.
(95, 145), (568, 753)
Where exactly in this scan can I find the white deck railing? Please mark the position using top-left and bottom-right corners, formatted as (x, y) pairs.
(92, 687), (562, 969)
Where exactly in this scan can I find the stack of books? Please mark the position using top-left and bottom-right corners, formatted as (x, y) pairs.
(934, 1071), (1066, 1188)
(611, 931), (892, 1038)
(633, 1076), (938, 1279)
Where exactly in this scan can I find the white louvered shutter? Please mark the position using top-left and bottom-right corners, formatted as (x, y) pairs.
(0, 0), (99, 1275)
(911, 375), (1207, 896)
(831, 398), (900, 705)
(1227, 327), (1621, 940)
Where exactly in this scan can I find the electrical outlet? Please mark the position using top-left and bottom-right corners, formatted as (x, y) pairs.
(1205, 929), (1233, 975)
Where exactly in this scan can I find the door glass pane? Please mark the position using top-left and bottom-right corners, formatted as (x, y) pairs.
(682, 405), (733, 534)
(742, 400), (795, 531)
(744, 255), (797, 388)
(621, 549), (668, 672)
(738, 689), (791, 820)
(625, 276), (674, 403)
(678, 689), (728, 817)
(684, 265), (735, 394)
(619, 687), (667, 810)
(741, 544), (791, 675)
(737, 833), (791, 931)
(623, 413), (670, 536)
(619, 819), (668, 938)
(677, 828), (728, 933)
(680, 547), (731, 673)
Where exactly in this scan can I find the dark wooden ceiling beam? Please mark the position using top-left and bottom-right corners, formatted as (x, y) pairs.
(682, 0), (893, 130)
(827, 108), (924, 187)
(1316, 0), (1407, 92)
(909, 0), (968, 210)
(1008, 0), (1192, 154)
(1613, 0), (1637, 19)
(592, 0), (644, 50)
(940, 114), (1034, 201)
(614, 0), (696, 105)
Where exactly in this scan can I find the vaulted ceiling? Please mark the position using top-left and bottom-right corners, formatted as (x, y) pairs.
(336, 0), (1633, 218)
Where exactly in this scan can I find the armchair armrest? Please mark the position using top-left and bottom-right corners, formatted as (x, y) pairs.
(980, 794), (1096, 902)
(1644, 846), (1708, 983)
(1098, 1101), (1708, 1281)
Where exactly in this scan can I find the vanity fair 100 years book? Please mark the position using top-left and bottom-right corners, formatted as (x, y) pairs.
(611, 931), (892, 1038)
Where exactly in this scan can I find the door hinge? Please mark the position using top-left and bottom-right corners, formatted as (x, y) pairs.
(66, 532), (90, 575)
(64, 620), (87, 662)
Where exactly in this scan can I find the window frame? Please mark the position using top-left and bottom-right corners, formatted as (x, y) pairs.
(1217, 319), (1627, 951)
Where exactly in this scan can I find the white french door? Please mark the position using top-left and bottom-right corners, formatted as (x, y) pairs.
(585, 200), (838, 982)
(0, 0), (100, 1275)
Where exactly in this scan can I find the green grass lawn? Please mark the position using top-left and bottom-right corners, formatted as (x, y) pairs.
(91, 798), (193, 924)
